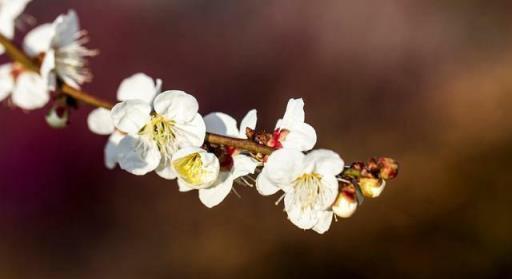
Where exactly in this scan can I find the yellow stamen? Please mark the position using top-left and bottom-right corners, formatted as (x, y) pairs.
(293, 173), (323, 210)
(139, 114), (176, 155)
(173, 153), (207, 187)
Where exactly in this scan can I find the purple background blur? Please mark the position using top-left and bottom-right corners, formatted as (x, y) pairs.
(1, 0), (512, 278)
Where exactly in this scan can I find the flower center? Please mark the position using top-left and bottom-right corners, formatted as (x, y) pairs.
(173, 153), (208, 187)
(53, 30), (97, 86)
(139, 114), (176, 156)
(293, 173), (323, 210)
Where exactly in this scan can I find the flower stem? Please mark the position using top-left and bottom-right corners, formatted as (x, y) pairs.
(0, 33), (275, 155)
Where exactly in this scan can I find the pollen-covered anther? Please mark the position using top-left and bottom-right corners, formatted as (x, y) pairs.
(292, 173), (323, 210)
(139, 114), (176, 154)
(172, 148), (219, 189)
(173, 153), (208, 187)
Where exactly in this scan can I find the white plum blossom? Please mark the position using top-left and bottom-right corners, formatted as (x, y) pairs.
(87, 73), (160, 169)
(256, 148), (344, 234)
(0, 0), (31, 54)
(111, 89), (206, 178)
(199, 110), (259, 207)
(0, 24), (53, 110)
(40, 10), (97, 90)
(267, 98), (317, 151)
(172, 147), (220, 192)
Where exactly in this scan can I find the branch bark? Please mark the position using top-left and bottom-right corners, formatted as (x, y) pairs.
(0, 34), (275, 155)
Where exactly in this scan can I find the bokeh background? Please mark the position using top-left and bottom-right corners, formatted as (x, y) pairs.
(1, 0), (512, 278)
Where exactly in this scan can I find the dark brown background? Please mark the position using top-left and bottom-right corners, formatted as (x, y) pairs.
(1, 0), (512, 278)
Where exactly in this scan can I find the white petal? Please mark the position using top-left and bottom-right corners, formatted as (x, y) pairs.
(312, 211), (334, 234)
(255, 172), (280, 196)
(111, 100), (151, 134)
(0, 0), (31, 22)
(12, 72), (49, 110)
(0, 64), (14, 101)
(316, 175), (339, 210)
(116, 73), (157, 103)
(284, 196), (318, 230)
(23, 24), (54, 58)
(155, 160), (177, 180)
(203, 112), (239, 137)
(104, 131), (124, 169)
(87, 108), (114, 135)
(173, 113), (206, 148)
(153, 90), (199, 123)
(277, 98), (305, 129)
(239, 109), (257, 138)
(260, 148), (304, 191)
(231, 154), (258, 178)
(255, 148), (306, 196)
(155, 79), (162, 95)
(40, 49), (56, 89)
(307, 149), (344, 177)
(199, 172), (234, 208)
(52, 10), (79, 48)
(116, 135), (161, 175)
(177, 179), (194, 192)
(0, 15), (15, 39)
(281, 122), (317, 151)
(0, 45), (5, 55)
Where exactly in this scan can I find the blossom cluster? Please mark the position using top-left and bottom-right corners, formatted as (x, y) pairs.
(0, 1), (399, 234)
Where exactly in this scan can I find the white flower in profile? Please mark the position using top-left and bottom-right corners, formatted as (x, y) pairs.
(198, 110), (259, 207)
(0, 0), (32, 54)
(0, 24), (54, 110)
(87, 73), (160, 169)
(171, 147), (220, 192)
(111, 89), (206, 178)
(256, 148), (344, 234)
(40, 10), (97, 90)
(267, 98), (316, 151)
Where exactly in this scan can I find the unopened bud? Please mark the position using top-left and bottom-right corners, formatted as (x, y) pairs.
(378, 157), (399, 180)
(332, 185), (357, 218)
(45, 105), (69, 129)
(359, 177), (386, 198)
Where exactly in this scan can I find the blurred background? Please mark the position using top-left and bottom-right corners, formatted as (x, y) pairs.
(1, 0), (512, 278)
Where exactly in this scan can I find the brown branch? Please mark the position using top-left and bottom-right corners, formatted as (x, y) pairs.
(61, 84), (113, 109)
(0, 33), (275, 155)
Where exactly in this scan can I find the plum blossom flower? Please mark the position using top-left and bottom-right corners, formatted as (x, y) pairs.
(0, 0), (31, 54)
(172, 147), (220, 192)
(87, 73), (160, 169)
(268, 98), (317, 151)
(40, 10), (97, 90)
(111, 89), (206, 178)
(199, 110), (259, 207)
(256, 148), (344, 234)
(0, 24), (53, 110)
